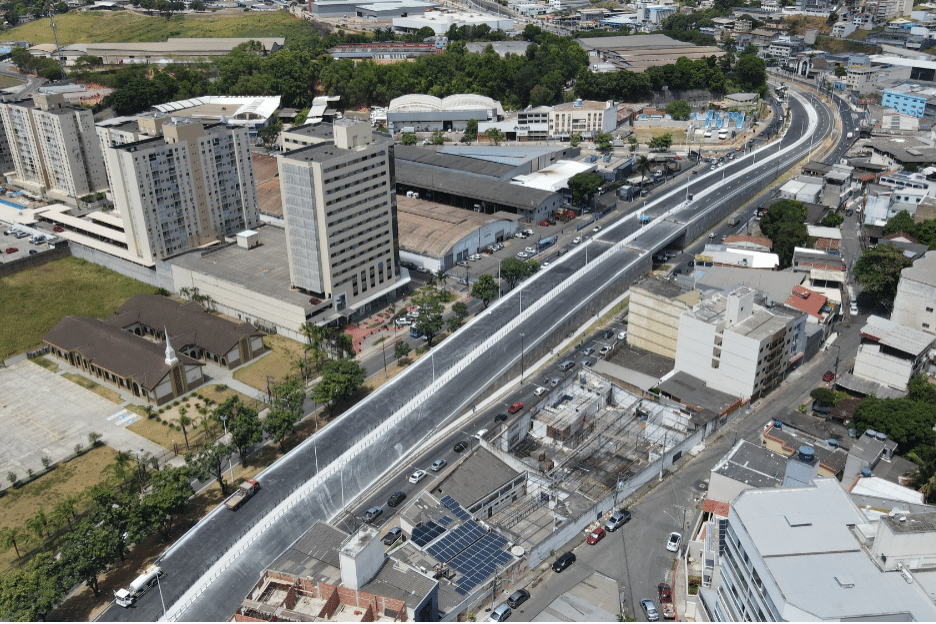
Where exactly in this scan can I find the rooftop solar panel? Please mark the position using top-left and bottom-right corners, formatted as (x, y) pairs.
(411, 521), (446, 548)
(438, 515), (453, 527)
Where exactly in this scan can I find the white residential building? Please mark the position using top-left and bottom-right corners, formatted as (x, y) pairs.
(853, 314), (936, 391)
(106, 119), (259, 264)
(95, 112), (170, 196)
(699, 477), (936, 622)
(674, 286), (805, 400)
(278, 119), (401, 317)
(0, 93), (108, 200)
(548, 99), (618, 139)
(891, 252), (936, 335)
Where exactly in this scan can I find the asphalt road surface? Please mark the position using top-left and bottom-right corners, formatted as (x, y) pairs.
(101, 85), (835, 622)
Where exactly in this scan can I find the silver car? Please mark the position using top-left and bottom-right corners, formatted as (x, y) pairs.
(641, 599), (659, 622)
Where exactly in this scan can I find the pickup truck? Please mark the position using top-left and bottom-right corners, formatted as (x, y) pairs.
(224, 478), (260, 511)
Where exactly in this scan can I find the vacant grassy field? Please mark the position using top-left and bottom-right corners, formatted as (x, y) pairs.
(0, 257), (158, 359)
(0, 75), (24, 89)
(5, 10), (310, 45)
(815, 35), (881, 54)
(233, 334), (305, 392)
(61, 372), (123, 404)
(0, 445), (117, 571)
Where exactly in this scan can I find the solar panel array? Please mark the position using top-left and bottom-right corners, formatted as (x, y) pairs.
(438, 515), (454, 527)
(441, 495), (471, 522)
(426, 520), (486, 563)
(411, 521), (446, 548)
(451, 533), (514, 596)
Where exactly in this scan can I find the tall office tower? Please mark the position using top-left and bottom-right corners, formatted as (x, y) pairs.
(278, 119), (400, 315)
(0, 93), (108, 200)
(106, 118), (259, 264)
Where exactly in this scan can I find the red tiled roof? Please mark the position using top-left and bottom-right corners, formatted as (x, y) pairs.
(883, 231), (919, 243)
(702, 499), (730, 517)
(785, 285), (828, 319)
(858, 173), (876, 182)
(723, 234), (773, 249)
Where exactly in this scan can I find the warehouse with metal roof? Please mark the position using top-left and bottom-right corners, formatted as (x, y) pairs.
(387, 93), (505, 133)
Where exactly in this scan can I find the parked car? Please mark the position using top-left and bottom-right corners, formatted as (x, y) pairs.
(552, 552), (576, 573)
(506, 402), (522, 414)
(383, 527), (404, 546)
(550, 377), (560, 387)
(488, 604), (511, 622)
(507, 589), (530, 609)
(617, 331), (627, 341)
(641, 599), (660, 622)
(599, 345), (611, 356)
(387, 491), (406, 507)
(5, 247), (17, 254)
(581, 359), (593, 367)
(476, 429), (489, 439)
(494, 413), (508, 423)
(538, 220), (550, 227)
(586, 527), (606, 545)
(431, 459), (447, 471)
(516, 251), (529, 259)
(534, 386), (547, 396)
(363, 506), (383, 523)
(408, 470), (427, 484)
(572, 237), (582, 244)
(666, 532), (682, 552)
(28, 249), (37, 256)
(605, 509), (632, 532)
(846, 208), (854, 217)
(524, 246), (537, 255)
(583, 347), (595, 356)
(658, 583), (672, 603)
(822, 370), (835, 383)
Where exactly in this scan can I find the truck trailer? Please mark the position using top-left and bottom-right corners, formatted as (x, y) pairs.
(115, 566), (164, 607)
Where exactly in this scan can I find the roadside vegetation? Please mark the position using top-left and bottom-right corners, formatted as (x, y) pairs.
(0, 257), (158, 359)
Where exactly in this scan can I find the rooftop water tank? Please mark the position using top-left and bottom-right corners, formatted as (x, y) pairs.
(865, 429), (877, 439)
(774, 420), (783, 429)
(828, 438), (838, 448)
(861, 467), (873, 478)
(798, 445), (815, 463)
(876, 432), (887, 442)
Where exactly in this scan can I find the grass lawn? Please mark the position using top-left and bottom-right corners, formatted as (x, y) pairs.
(0, 445), (118, 571)
(815, 34), (881, 54)
(3, 10), (311, 45)
(31, 356), (59, 372)
(233, 334), (306, 392)
(0, 74), (24, 89)
(61, 372), (123, 404)
(0, 257), (158, 359)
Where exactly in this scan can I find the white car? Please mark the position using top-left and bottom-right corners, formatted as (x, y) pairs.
(524, 246), (537, 254)
(666, 532), (682, 552)
(534, 386), (547, 396)
(850, 304), (859, 316)
(572, 237), (582, 244)
(516, 251), (529, 259)
(617, 331), (627, 341)
(599, 345), (611, 356)
(469, 253), (482, 261)
(592, 225), (602, 233)
(476, 429), (488, 439)
(408, 470), (427, 484)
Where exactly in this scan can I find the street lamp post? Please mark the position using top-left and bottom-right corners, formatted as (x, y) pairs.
(220, 415), (234, 485)
(155, 569), (167, 618)
(519, 332), (526, 383)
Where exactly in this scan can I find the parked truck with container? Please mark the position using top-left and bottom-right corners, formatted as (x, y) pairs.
(727, 212), (742, 226)
(115, 566), (164, 607)
(224, 478), (260, 511)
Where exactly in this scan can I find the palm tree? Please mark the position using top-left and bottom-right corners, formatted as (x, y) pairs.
(108, 450), (134, 489)
(178, 406), (192, 451)
(0, 526), (27, 558)
(436, 269), (449, 295)
(142, 404), (155, 419)
(26, 507), (48, 540)
(51, 496), (79, 532)
(636, 154), (653, 189)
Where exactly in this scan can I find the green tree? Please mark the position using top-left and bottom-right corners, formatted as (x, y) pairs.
(142, 466), (193, 541)
(485, 127), (504, 146)
(185, 440), (236, 495)
(312, 358), (367, 416)
(594, 132), (613, 153)
(635, 154), (653, 186)
(214, 396), (262, 467)
(452, 302), (469, 323)
(412, 290), (445, 347)
(648, 133), (673, 152)
(771, 221), (808, 268)
(400, 132), (417, 146)
(854, 244), (913, 309)
(500, 257), (534, 289)
(436, 268), (449, 294)
(50, 496), (79, 532)
(882, 209), (916, 236)
(25, 507), (48, 541)
(665, 99), (691, 120)
(58, 518), (117, 595)
(471, 273), (498, 308)
(10, 47), (31, 72)
(0, 527), (26, 559)
(294, 107), (309, 125)
(568, 171), (604, 206)
(834, 65), (847, 77)
(854, 397), (936, 458)
(73, 55), (102, 70)
(810, 387), (837, 405)
(760, 200), (807, 239)
(431, 130), (446, 145)
(88, 485), (146, 562)
(178, 406), (192, 451)
(394, 340), (411, 363)
(570, 133), (582, 147)
(0, 553), (63, 621)
(908, 374), (936, 404)
(820, 211), (844, 227)
(264, 376), (306, 452)
(189, 0), (205, 9)
(258, 118), (282, 148)
(462, 119), (478, 143)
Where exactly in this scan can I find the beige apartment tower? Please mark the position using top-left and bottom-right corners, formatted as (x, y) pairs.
(0, 93), (108, 200)
(278, 119), (400, 315)
(106, 119), (258, 264)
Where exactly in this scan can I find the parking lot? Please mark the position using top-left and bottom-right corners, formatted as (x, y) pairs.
(0, 360), (166, 480)
(1, 221), (58, 263)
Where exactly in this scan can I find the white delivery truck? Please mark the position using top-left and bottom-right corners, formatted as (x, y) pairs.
(115, 565), (164, 607)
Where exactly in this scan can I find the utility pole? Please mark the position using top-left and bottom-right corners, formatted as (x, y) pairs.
(49, 10), (66, 78)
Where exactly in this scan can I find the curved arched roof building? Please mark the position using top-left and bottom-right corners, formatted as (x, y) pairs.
(387, 93), (505, 134)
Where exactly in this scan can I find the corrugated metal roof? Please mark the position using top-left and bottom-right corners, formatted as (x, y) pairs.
(861, 314), (935, 356)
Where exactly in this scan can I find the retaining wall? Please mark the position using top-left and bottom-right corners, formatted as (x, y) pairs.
(69, 243), (174, 291)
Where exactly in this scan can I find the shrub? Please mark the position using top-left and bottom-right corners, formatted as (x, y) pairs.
(41, 456), (52, 469)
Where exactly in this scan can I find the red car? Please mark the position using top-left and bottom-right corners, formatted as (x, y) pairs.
(537, 220), (550, 227)
(53, 226), (64, 232)
(658, 583), (672, 602)
(586, 527), (606, 545)
(822, 370), (834, 382)
(507, 401), (524, 414)
(5, 247), (17, 254)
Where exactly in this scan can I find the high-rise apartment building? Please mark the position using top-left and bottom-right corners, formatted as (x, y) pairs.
(278, 119), (400, 315)
(105, 118), (258, 264)
(674, 286), (805, 400)
(0, 93), (108, 199)
(95, 112), (170, 192)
